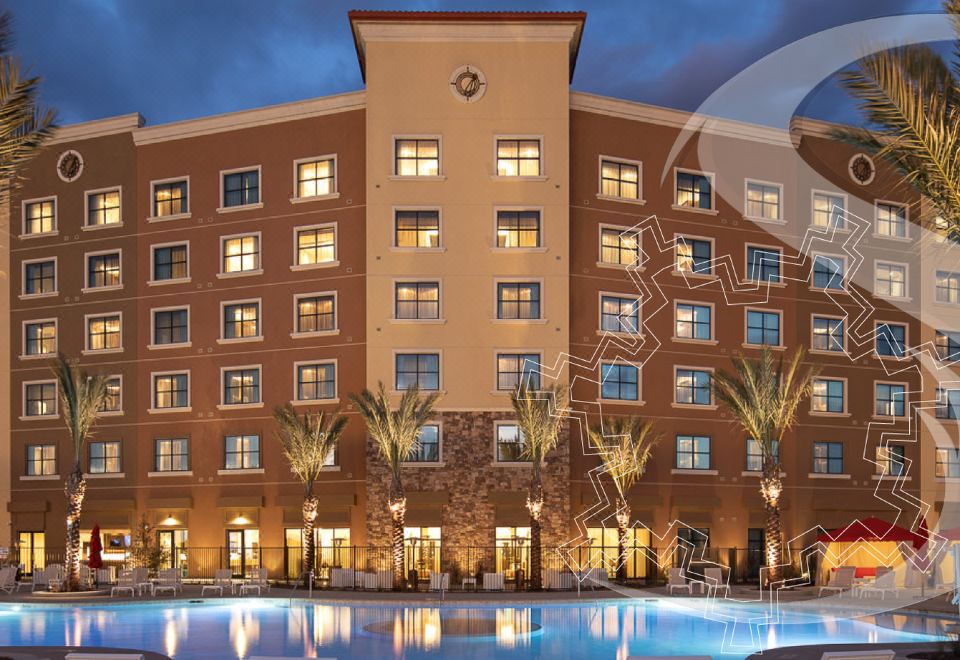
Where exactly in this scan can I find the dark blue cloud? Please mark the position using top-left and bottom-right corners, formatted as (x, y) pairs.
(6, 0), (948, 127)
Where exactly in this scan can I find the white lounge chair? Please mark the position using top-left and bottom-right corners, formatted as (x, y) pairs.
(240, 568), (269, 596)
(0, 567), (19, 594)
(133, 567), (152, 596)
(111, 569), (136, 597)
(429, 572), (450, 591)
(95, 567), (116, 585)
(704, 567), (729, 597)
(667, 567), (692, 595)
(31, 567), (48, 592)
(818, 651), (895, 660)
(201, 568), (234, 596)
(819, 566), (856, 597)
(329, 567), (356, 589)
(46, 564), (64, 591)
(482, 572), (505, 591)
(153, 568), (181, 596)
(858, 570), (897, 600)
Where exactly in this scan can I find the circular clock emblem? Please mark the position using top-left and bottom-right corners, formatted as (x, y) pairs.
(56, 150), (84, 182)
(848, 152), (875, 186)
(449, 65), (487, 103)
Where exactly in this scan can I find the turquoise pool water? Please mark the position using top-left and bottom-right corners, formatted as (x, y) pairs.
(0, 599), (947, 659)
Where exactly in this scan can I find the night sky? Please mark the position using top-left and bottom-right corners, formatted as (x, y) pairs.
(7, 0), (947, 128)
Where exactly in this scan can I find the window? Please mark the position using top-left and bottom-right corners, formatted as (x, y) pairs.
(676, 435), (711, 470)
(496, 282), (541, 320)
(875, 263), (907, 298)
(152, 180), (188, 217)
(26, 444), (56, 476)
(225, 435), (260, 470)
(409, 424), (440, 463)
(746, 310), (781, 346)
(935, 330), (960, 362)
(100, 376), (121, 413)
(296, 362), (336, 401)
(395, 282), (439, 320)
(812, 379), (845, 413)
(677, 527), (710, 550)
(23, 198), (55, 235)
(86, 252), (121, 289)
(813, 442), (843, 474)
(395, 211), (440, 248)
(223, 368), (261, 405)
(876, 202), (907, 238)
(222, 234), (260, 274)
(395, 138), (439, 176)
(496, 210), (540, 248)
(746, 246), (781, 283)
(223, 301), (260, 340)
(23, 260), (56, 295)
(599, 227), (640, 266)
(600, 159), (640, 200)
(676, 238), (712, 274)
(746, 439), (779, 472)
(152, 373), (189, 410)
(675, 303), (712, 340)
(296, 157), (335, 198)
(152, 308), (189, 346)
(86, 189), (121, 227)
(935, 215), (960, 243)
(497, 353), (541, 391)
(675, 171), (713, 210)
(876, 322), (907, 358)
(600, 295), (640, 334)
(812, 254), (845, 290)
(876, 445), (905, 476)
(936, 271), (960, 304)
(812, 192), (846, 229)
(295, 294), (336, 333)
(601, 362), (639, 401)
(875, 383), (906, 417)
(812, 317), (844, 352)
(496, 138), (541, 176)
(86, 314), (121, 351)
(496, 424), (525, 462)
(89, 441), (120, 474)
(155, 438), (189, 472)
(936, 388), (960, 420)
(745, 181), (781, 221)
(152, 244), (188, 282)
(222, 169), (259, 208)
(24, 382), (56, 417)
(24, 321), (56, 356)
(936, 448), (960, 477)
(675, 369), (711, 405)
(296, 226), (336, 266)
(395, 353), (440, 391)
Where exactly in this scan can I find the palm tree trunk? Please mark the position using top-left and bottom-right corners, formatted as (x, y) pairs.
(388, 477), (406, 590)
(302, 494), (318, 582)
(760, 459), (783, 586)
(615, 499), (630, 584)
(64, 466), (86, 591)
(527, 478), (544, 591)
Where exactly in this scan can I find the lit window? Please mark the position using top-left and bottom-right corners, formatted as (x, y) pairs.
(876, 202), (907, 238)
(496, 424), (526, 462)
(86, 189), (121, 226)
(936, 388), (960, 420)
(155, 438), (189, 472)
(875, 263), (907, 298)
(223, 169), (259, 207)
(497, 282), (541, 320)
(676, 303), (711, 340)
(24, 260), (55, 295)
(100, 376), (121, 413)
(153, 180), (188, 217)
(395, 139), (439, 176)
(497, 139), (541, 176)
(225, 435), (260, 470)
(675, 369), (711, 405)
(26, 444), (56, 476)
(812, 379), (845, 413)
(936, 271), (960, 304)
(600, 295), (640, 334)
(89, 441), (121, 474)
(600, 159), (639, 199)
(746, 439), (779, 472)
(153, 309), (189, 345)
(153, 373), (189, 409)
(223, 368), (261, 405)
(497, 353), (540, 391)
(24, 382), (56, 417)
(223, 302), (260, 340)
(676, 171), (712, 209)
(296, 226), (336, 265)
(296, 295), (336, 333)
(934, 215), (960, 243)
(746, 246), (781, 283)
(152, 245), (188, 281)
(601, 362), (639, 401)
(296, 158), (335, 198)
(745, 181), (781, 221)
(936, 448), (960, 477)
(86, 315), (121, 351)
(600, 228), (640, 266)
(875, 323), (907, 358)
(746, 310), (781, 346)
(812, 255), (845, 290)
(395, 283), (439, 320)
(875, 445), (905, 476)
(813, 442), (843, 474)
(676, 435), (711, 469)
(395, 211), (439, 248)
(812, 317), (844, 352)
(24, 321), (56, 356)
(496, 211), (540, 248)
(676, 238), (712, 274)
(395, 353), (439, 391)
(222, 235), (260, 273)
(935, 330), (960, 362)
(875, 383), (906, 417)
(86, 252), (121, 289)
(23, 199), (55, 234)
(409, 425), (440, 462)
(296, 363), (336, 401)
(812, 192), (845, 229)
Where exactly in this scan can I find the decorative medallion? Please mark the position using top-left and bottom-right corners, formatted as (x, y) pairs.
(449, 65), (487, 103)
(848, 152), (875, 186)
(56, 149), (84, 182)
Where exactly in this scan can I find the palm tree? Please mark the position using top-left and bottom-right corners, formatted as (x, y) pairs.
(837, 0), (960, 233)
(51, 354), (108, 591)
(273, 404), (348, 582)
(349, 383), (440, 589)
(587, 416), (659, 583)
(510, 381), (568, 591)
(712, 347), (818, 586)
(0, 11), (56, 206)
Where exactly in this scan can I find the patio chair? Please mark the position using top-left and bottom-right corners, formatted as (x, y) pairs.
(858, 570), (898, 600)
(0, 567), (18, 594)
(704, 567), (729, 597)
(201, 568), (234, 596)
(133, 567), (153, 596)
(240, 568), (269, 596)
(31, 567), (49, 592)
(667, 567), (692, 595)
(111, 569), (136, 597)
(482, 572), (505, 591)
(818, 651), (895, 660)
(819, 566), (856, 597)
(429, 572), (450, 591)
(95, 567), (115, 586)
(46, 564), (64, 591)
(153, 568), (181, 596)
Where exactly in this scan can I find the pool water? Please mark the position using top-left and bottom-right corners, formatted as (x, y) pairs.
(0, 599), (946, 659)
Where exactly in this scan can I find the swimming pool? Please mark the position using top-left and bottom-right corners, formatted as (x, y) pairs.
(0, 598), (947, 659)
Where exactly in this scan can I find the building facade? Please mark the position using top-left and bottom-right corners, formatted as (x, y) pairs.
(6, 11), (949, 582)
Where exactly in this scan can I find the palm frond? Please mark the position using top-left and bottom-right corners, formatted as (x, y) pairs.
(50, 354), (108, 466)
(273, 404), (348, 493)
(587, 416), (659, 496)
(510, 382), (568, 476)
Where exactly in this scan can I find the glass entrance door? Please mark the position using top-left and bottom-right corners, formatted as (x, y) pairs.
(158, 530), (188, 575)
(17, 532), (45, 575)
(495, 527), (531, 582)
(226, 529), (260, 578)
(747, 528), (765, 581)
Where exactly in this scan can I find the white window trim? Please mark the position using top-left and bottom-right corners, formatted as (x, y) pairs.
(672, 299), (717, 345)
(291, 222), (340, 270)
(742, 306), (785, 350)
(291, 291), (340, 338)
(671, 365), (717, 410)
(873, 199), (911, 241)
(392, 348), (443, 394)
(218, 230), (263, 278)
(403, 420), (444, 466)
(809, 313), (847, 355)
(81, 248), (123, 293)
(218, 364), (264, 410)
(82, 311), (123, 355)
(597, 223), (643, 270)
(493, 420), (530, 466)
(390, 134), (445, 180)
(217, 165), (264, 213)
(597, 290), (643, 338)
(149, 370), (192, 414)
(149, 305), (192, 350)
(148, 240), (191, 286)
(596, 154), (645, 204)
(85, 439), (123, 477)
(873, 259), (911, 302)
(809, 251), (848, 292)
(874, 318), (911, 361)
(672, 233), (717, 278)
(24, 442), (58, 477)
(390, 206), (444, 252)
(20, 256), (58, 299)
(21, 378), (58, 420)
(97, 374), (124, 417)
(492, 134), (547, 181)
(597, 358), (645, 404)
(20, 195), (58, 238)
(390, 279), (444, 324)
(83, 186), (124, 230)
(743, 178), (786, 225)
(491, 348), (544, 396)
(873, 379), (910, 420)
(219, 298), (263, 344)
(147, 175), (191, 222)
(491, 206), (546, 252)
(291, 154), (340, 203)
(672, 168), (718, 215)
(810, 189), (849, 231)
(810, 376), (850, 416)
(491, 277), (547, 324)
(743, 242), (786, 287)
(292, 358), (339, 405)
(20, 317), (58, 360)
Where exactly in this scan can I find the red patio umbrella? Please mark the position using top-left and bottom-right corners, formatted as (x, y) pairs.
(88, 524), (103, 570)
(914, 516), (929, 551)
(815, 516), (925, 545)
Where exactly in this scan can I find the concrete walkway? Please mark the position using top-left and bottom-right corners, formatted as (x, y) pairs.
(0, 647), (170, 660)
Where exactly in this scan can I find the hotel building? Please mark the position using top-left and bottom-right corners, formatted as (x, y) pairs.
(5, 11), (949, 581)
